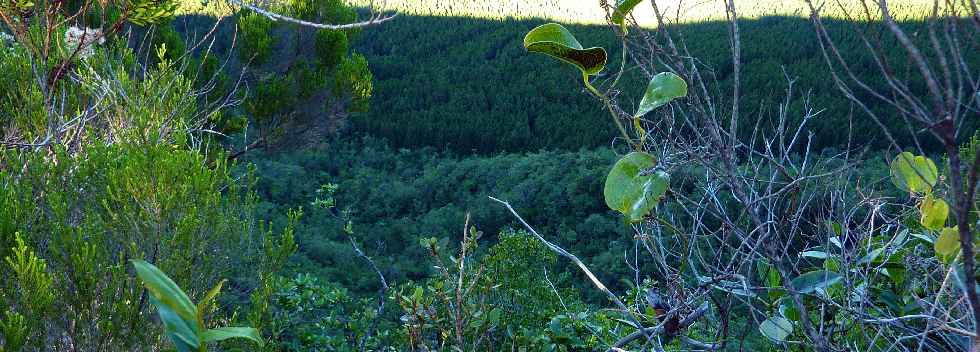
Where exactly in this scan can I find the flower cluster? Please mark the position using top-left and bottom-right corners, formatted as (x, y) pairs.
(64, 26), (104, 59)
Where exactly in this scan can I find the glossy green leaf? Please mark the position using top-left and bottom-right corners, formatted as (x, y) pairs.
(759, 316), (793, 343)
(919, 194), (949, 230)
(611, 0), (643, 27)
(603, 152), (669, 223)
(524, 23), (607, 76)
(890, 152), (938, 193)
(635, 72), (688, 118)
(132, 260), (198, 328)
(935, 226), (960, 263)
(790, 270), (841, 294)
(151, 295), (200, 352)
(202, 327), (265, 346)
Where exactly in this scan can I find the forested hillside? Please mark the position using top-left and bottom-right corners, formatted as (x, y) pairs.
(353, 14), (977, 153)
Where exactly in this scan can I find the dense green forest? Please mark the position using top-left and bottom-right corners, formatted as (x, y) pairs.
(352, 15), (979, 153)
(1, 0), (979, 351)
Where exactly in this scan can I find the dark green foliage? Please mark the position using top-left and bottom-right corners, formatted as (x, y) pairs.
(248, 137), (632, 299)
(238, 12), (274, 64)
(315, 29), (348, 70)
(352, 16), (979, 154)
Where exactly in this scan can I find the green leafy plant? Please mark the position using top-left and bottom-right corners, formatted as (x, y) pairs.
(132, 260), (264, 351)
(602, 152), (669, 222)
(889, 151), (938, 193)
(523, 23), (607, 77)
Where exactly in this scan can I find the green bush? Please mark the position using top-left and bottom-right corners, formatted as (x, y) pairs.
(238, 12), (274, 64)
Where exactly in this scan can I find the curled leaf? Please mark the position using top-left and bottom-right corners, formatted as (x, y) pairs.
(524, 23), (607, 76)
(611, 0), (643, 28)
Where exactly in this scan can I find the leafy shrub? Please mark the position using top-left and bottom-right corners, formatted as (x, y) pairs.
(334, 53), (372, 113)
(315, 29), (348, 70)
(238, 12), (274, 64)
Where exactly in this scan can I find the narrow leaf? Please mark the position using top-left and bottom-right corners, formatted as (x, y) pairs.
(790, 270), (841, 294)
(132, 260), (198, 329)
(202, 327), (265, 346)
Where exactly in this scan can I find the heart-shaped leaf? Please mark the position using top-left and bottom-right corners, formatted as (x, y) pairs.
(890, 152), (938, 193)
(202, 327), (265, 346)
(790, 270), (841, 294)
(635, 72), (688, 118)
(935, 226), (960, 263)
(919, 193), (949, 230)
(524, 23), (607, 76)
(759, 316), (793, 343)
(603, 152), (669, 223)
(611, 0), (643, 28)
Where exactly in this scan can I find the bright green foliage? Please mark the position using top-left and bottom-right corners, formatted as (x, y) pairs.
(633, 72), (687, 140)
(919, 193), (949, 230)
(890, 152), (938, 193)
(603, 152), (669, 223)
(0, 234), (55, 350)
(934, 227), (960, 263)
(133, 260), (265, 351)
(523, 23), (607, 76)
(0, 311), (28, 352)
(125, 0), (178, 25)
(635, 72), (687, 118)
(334, 53), (373, 113)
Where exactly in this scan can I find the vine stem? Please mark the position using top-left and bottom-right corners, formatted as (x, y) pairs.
(583, 73), (639, 150)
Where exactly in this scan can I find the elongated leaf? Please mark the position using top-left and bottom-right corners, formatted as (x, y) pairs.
(197, 279), (226, 324)
(611, 0), (643, 27)
(890, 152), (938, 193)
(790, 270), (841, 294)
(524, 23), (607, 76)
(759, 316), (793, 343)
(935, 226), (960, 263)
(132, 260), (198, 328)
(151, 295), (200, 352)
(603, 152), (669, 223)
(919, 194), (949, 230)
(202, 327), (265, 346)
(635, 72), (687, 118)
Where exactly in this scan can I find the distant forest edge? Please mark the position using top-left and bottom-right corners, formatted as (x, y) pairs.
(352, 14), (979, 154)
